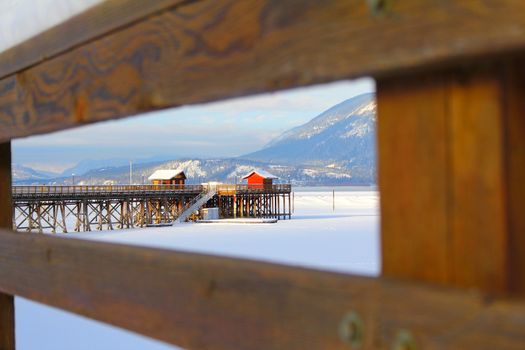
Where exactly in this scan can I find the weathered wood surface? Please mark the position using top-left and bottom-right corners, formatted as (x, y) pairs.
(0, 229), (524, 349)
(0, 0), (187, 80)
(378, 75), (450, 284)
(447, 72), (508, 292)
(503, 63), (525, 295)
(0, 293), (14, 350)
(0, 143), (11, 230)
(4, 1), (525, 141)
(378, 65), (525, 295)
(0, 143), (14, 350)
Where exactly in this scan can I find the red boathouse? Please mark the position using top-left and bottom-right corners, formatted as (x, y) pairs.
(242, 170), (278, 189)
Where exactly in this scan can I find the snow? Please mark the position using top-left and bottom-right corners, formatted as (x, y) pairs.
(159, 160), (207, 178)
(16, 188), (379, 350)
(341, 119), (372, 138)
(292, 96), (375, 140)
(355, 101), (376, 116)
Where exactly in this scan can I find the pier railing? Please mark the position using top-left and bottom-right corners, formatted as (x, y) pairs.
(13, 184), (204, 196)
(12, 184), (291, 199)
(216, 184), (292, 194)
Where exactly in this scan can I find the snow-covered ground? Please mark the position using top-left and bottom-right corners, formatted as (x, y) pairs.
(16, 189), (380, 350)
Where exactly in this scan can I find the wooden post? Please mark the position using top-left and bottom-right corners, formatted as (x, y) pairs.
(378, 65), (525, 295)
(83, 200), (90, 231)
(60, 204), (67, 233)
(277, 193), (280, 219)
(288, 193), (291, 219)
(106, 201), (113, 231)
(0, 142), (15, 350)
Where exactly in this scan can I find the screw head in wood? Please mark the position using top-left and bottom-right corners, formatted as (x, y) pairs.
(367, 0), (390, 16)
(392, 330), (418, 350)
(339, 311), (364, 348)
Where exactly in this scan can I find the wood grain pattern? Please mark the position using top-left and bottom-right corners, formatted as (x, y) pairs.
(0, 229), (524, 349)
(378, 65), (525, 295)
(4, 1), (525, 141)
(0, 0), (188, 80)
(0, 143), (14, 350)
(0, 293), (14, 350)
(0, 143), (11, 229)
(377, 76), (450, 284)
(448, 73), (508, 292)
(502, 63), (525, 295)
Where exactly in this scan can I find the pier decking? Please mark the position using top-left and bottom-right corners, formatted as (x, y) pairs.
(13, 184), (292, 233)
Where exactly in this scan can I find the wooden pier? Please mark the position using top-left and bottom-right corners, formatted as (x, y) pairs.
(12, 184), (292, 233)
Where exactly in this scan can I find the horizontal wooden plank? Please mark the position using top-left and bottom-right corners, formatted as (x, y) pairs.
(0, 0), (188, 80)
(0, 229), (525, 349)
(4, 1), (525, 141)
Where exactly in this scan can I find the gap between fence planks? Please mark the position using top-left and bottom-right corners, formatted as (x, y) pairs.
(4, 1), (525, 142)
(0, 229), (524, 350)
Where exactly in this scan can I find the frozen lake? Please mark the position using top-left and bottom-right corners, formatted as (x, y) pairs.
(16, 189), (380, 350)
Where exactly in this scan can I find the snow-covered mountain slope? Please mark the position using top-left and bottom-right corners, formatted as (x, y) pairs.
(242, 93), (376, 181)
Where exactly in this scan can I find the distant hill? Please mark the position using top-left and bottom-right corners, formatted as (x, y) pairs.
(60, 158), (132, 177)
(242, 93), (376, 182)
(12, 163), (58, 182)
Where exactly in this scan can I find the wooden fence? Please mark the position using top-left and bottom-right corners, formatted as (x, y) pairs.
(1, 1), (525, 349)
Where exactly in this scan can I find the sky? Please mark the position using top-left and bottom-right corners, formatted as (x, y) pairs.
(0, 0), (103, 52)
(12, 78), (375, 173)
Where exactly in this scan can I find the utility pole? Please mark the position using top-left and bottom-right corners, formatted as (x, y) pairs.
(129, 161), (133, 184)
(332, 189), (335, 212)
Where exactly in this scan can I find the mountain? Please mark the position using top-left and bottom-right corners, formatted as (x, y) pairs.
(14, 158), (369, 186)
(242, 93), (376, 181)
(59, 155), (179, 177)
(13, 93), (377, 186)
(60, 158), (134, 177)
(76, 158), (369, 186)
(12, 163), (58, 182)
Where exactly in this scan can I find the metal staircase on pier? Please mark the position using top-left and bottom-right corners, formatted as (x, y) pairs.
(175, 186), (217, 224)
